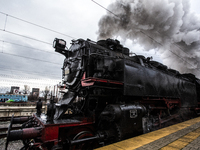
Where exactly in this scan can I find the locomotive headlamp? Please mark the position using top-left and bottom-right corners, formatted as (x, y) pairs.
(53, 38), (66, 49)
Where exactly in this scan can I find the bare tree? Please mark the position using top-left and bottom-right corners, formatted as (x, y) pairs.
(24, 85), (30, 94)
(44, 86), (50, 103)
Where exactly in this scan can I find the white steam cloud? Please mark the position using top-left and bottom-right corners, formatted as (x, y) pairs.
(97, 0), (200, 77)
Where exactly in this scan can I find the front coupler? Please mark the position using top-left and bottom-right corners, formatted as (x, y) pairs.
(6, 115), (42, 150)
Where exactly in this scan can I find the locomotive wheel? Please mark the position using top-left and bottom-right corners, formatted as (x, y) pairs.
(71, 131), (96, 150)
(51, 145), (63, 150)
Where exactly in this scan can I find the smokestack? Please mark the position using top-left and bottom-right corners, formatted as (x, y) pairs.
(97, 0), (200, 77)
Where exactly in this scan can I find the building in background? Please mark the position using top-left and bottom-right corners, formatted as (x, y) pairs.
(32, 88), (40, 98)
(10, 86), (20, 94)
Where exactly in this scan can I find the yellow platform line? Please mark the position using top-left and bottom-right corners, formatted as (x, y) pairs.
(160, 127), (200, 150)
(95, 117), (200, 150)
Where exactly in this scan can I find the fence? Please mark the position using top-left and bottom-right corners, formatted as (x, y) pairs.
(0, 102), (46, 117)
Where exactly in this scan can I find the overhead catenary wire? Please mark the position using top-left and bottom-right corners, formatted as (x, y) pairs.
(0, 66), (61, 78)
(0, 51), (61, 65)
(0, 74), (60, 81)
(0, 79), (58, 86)
(91, 0), (120, 19)
(0, 40), (60, 55)
(0, 80), (60, 86)
(0, 72), (61, 88)
(0, 76), (60, 83)
(0, 11), (77, 48)
(0, 29), (52, 45)
(0, 11), (76, 39)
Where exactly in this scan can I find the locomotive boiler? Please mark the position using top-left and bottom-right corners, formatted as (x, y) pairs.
(5, 38), (200, 150)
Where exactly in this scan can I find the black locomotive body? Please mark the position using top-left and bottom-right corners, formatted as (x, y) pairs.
(6, 38), (200, 150)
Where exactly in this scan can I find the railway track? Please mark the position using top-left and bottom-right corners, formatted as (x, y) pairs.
(0, 116), (12, 122)
(0, 116), (26, 149)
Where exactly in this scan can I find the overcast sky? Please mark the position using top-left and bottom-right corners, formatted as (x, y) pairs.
(0, 0), (200, 93)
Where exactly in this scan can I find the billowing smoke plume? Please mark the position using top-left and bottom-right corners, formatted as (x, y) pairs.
(97, 0), (200, 77)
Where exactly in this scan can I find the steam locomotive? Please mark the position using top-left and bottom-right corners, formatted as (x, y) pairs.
(6, 38), (200, 150)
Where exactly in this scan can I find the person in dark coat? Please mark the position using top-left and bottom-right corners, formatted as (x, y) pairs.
(36, 98), (42, 116)
(47, 98), (56, 122)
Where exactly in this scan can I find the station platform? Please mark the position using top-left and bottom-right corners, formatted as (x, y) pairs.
(96, 117), (200, 150)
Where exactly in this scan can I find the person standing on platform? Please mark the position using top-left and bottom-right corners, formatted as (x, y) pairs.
(36, 98), (42, 116)
(47, 98), (56, 122)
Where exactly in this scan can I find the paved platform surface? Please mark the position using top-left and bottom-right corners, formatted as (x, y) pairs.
(96, 117), (200, 150)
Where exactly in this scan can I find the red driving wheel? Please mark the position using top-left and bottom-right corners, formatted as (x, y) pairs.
(71, 131), (95, 150)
